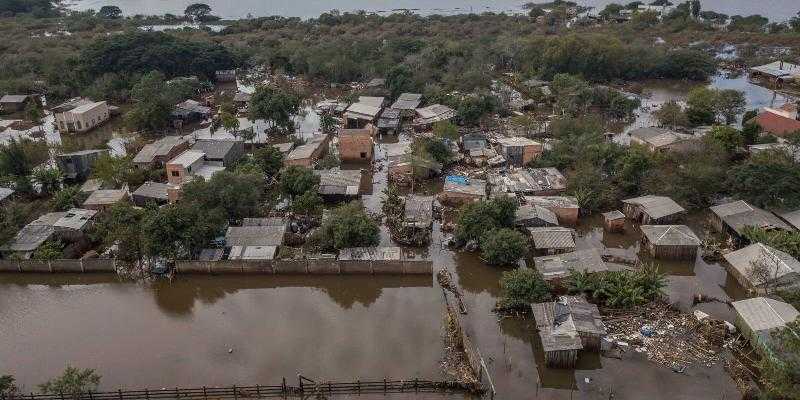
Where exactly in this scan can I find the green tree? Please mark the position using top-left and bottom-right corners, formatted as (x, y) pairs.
(252, 146), (284, 177)
(386, 64), (414, 98)
(433, 121), (459, 141)
(705, 125), (744, 154)
(311, 202), (379, 251)
(91, 154), (133, 188)
(320, 114), (338, 134)
(0, 375), (16, 397)
(654, 101), (689, 129)
(757, 320), (800, 399)
(181, 171), (264, 222)
(714, 89), (746, 125)
(39, 366), (101, 396)
(498, 268), (551, 309)
(98, 5), (122, 18)
(729, 150), (800, 209)
(33, 240), (63, 260)
(33, 167), (62, 195)
(92, 203), (148, 263)
(51, 186), (87, 211)
(291, 190), (323, 216)
(125, 71), (176, 133)
(685, 87), (717, 126)
(480, 228), (527, 266)
(279, 166), (319, 198)
(455, 197), (517, 244)
(248, 86), (301, 133)
(141, 204), (224, 260)
(742, 227), (800, 259)
(25, 101), (44, 123)
(184, 3), (212, 20)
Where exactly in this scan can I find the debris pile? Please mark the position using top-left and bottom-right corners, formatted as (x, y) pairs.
(602, 302), (727, 369)
(441, 305), (479, 386)
(437, 269), (467, 314)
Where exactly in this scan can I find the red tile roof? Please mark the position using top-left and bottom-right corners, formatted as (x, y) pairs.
(755, 111), (800, 137)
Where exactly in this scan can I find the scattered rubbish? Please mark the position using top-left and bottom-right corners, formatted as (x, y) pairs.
(584, 377), (591, 384)
(228, 348), (234, 353)
(671, 363), (685, 374)
(640, 325), (654, 337)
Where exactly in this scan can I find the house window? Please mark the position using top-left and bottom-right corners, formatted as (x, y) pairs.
(171, 171), (179, 177)
(75, 121), (82, 129)
(360, 152), (367, 159)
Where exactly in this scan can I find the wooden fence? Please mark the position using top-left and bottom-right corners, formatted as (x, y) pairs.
(0, 258), (432, 275)
(0, 376), (479, 400)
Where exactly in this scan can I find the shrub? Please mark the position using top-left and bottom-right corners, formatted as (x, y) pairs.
(480, 228), (527, 266)
(498, 268), (551, 310)
(568, 264), (667, 308)
(454, 197), (518, 244)
(311, 202), (379, 251)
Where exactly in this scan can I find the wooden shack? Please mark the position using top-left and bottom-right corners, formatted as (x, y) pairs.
(622, 195), (685, 224)
(640, 225), (701, 260)
(532, 296), (606, 368)
(602, 210), (625, 233)
(527, 227), (576, 256)
(709, 200), (792, 242)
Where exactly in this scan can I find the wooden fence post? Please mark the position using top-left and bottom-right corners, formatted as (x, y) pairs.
(202, 386), (207, 400)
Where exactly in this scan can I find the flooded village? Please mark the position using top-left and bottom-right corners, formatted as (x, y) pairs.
(2, 1), (800, 400)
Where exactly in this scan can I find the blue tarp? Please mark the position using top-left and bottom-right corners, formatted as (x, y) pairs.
(446, 175), (469, 185)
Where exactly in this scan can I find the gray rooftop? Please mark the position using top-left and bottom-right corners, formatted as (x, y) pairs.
(781, 209), (800, 230)
(133, 136), (188, 164)
(225, 225), (286, 247)
(133, 182), (172, 201)
(710, 200), (792, 236)
(629, 127), (692, 148)
(640, 225), (701, 246)
(603, 210), (625, 220)
(732, 297), (799, 334)
(242, 217), (289, 228)
(724, 243), (800, 289)
(287, 135), (327, 161)
(54, 208), (97, 231)
(191, 139), (241, 161)
(444, 179), (486, 197)
(83, 189), (128, 207)
(338, 247), (401, 262)
(534, 249), (608, 281)
(490, 168), (566, 195)
(515, 204), (559, 227)
(0, 187), (13, 202)
(404, 195), (434, 227)
(0, 224), (54, 252)
(390, 93), (423, 110)
(0, 94), (32, 103)
(623, 195), (685, 220)
(532, 296), (605, 352)
(228, 245), (277, 260)
(527, 227), (576, 250)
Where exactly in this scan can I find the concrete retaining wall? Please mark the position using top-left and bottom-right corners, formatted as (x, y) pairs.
(0, 258), (115, 273)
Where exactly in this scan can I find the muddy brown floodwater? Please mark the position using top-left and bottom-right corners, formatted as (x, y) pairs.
(1, 138), (746, 399)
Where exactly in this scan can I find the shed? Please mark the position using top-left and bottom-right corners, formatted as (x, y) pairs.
(56, 149), (107, 181)
(532, 296), (606, 368)
(285, 135), (329, 168)
(228, 245), (277, 261)
(225, 225), (286, 247)
(171, 99), (212, 122)
(724, 243), (800, 293)
(629, 127), (695, 152)
(0, 94), (39, 113)
(314, 169), (364, 202)
(732, 297), (799, 355)
(0, 224), (55, 258)
(527, 196), (580, 225)
(640, 225), (701, 260)
(376, 108), (401, 135)
(404, 195), (434, 229)
(413, 104), (456, 130)
(527, 227), (576, 256)
(489, 168), (566, 197)
(534, 249), (608, 281)
(709, 200), (792, 241)
(495, 137), (543, 167)
(603, 210), (625, 233)
(132, 181), (172, 206)
(390, 93), (423, 116)
(344, 102), (382, 128)
(515, 205), (559, 228)
(133, 136), (190, 169)
(82, 189), (129, 211)
(439, 177), (486, 207)
(461, 133), (487, 152)
(622, 195), (685, 224)
(190, 139), (244, 167)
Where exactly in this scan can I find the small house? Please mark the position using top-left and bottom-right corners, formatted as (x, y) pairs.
(314, 169), (365, 202)
(390, 93), (423, 118)
(527, 196), (580, 226)
(0, 94), (39, 113)
(215, 70), (236, 82)
(490, 168), (567, 197)
(233, 91), (252, 108)
(376, 108), (401, 136)
(166, 150), (225, 186)
(52, 98), (110, 133)
(602, 210), (625, 233)
(515, 204), (558, 228)
(132, 181), (173, 207)
(709, 200), (792, 242)
(439, 176), (486, 207)
(732, 297), (799, 356)
(753, 104), (800, 138)
(338, 129), (374, 162)
(0, 224), (54, 259)
(495, 137), (543, 167)
(622, 195), (685, 224)
(629, 127), (696, 153)
(749, 61), (800, 85)
(640, 225), (701, 260)
(132, 136), (191, 169)
(413, 104), (456, 131)
(190, 139), (244, 167)
(527, 227), (576, 256)
(1, 208), (98, 258)
(284, 135), (329, 168)
(82, 189), (129, 211)
(461, 133), (487, 153)
(344, 102), (382, 129)
(225, 225), (287, 258)
(724, 243), (800, 293)
(403, 195), (434, 229)
(534, 249), (608, 282)
(56, 149), (107, 181)
(532, 296), (606, 368)
(171, 100), (212, 124)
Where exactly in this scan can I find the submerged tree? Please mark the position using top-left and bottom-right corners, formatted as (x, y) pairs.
(39, 366), (101, 396)
(248, 86), (301, 134)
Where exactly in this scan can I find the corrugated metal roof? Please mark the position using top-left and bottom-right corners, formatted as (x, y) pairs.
(534, 249), (608, 280)
(390, 93), (422, 110)
(724, 243), (800, 288)
(640, 225), (701, 246)
(83, 189), (128, 206)
(338, 247), (401, 261)
(0, 187), (13, 202)
(527, 227), (576, 250)
(404, 195), (434, 226)
(133, 181), (171, 201)
(225, 226), (286, 247)
(733, 297), (799, 333)
(229, 245), (277, 260)
(781, 209), (800, 230)
(515, 205), (558, 227)
(710, 200), (791, 235)
(0, 224), (54, 252)
(623, 195), (685, 220)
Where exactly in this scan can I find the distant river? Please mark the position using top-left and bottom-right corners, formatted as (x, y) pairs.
(66, 0), (796, 21)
